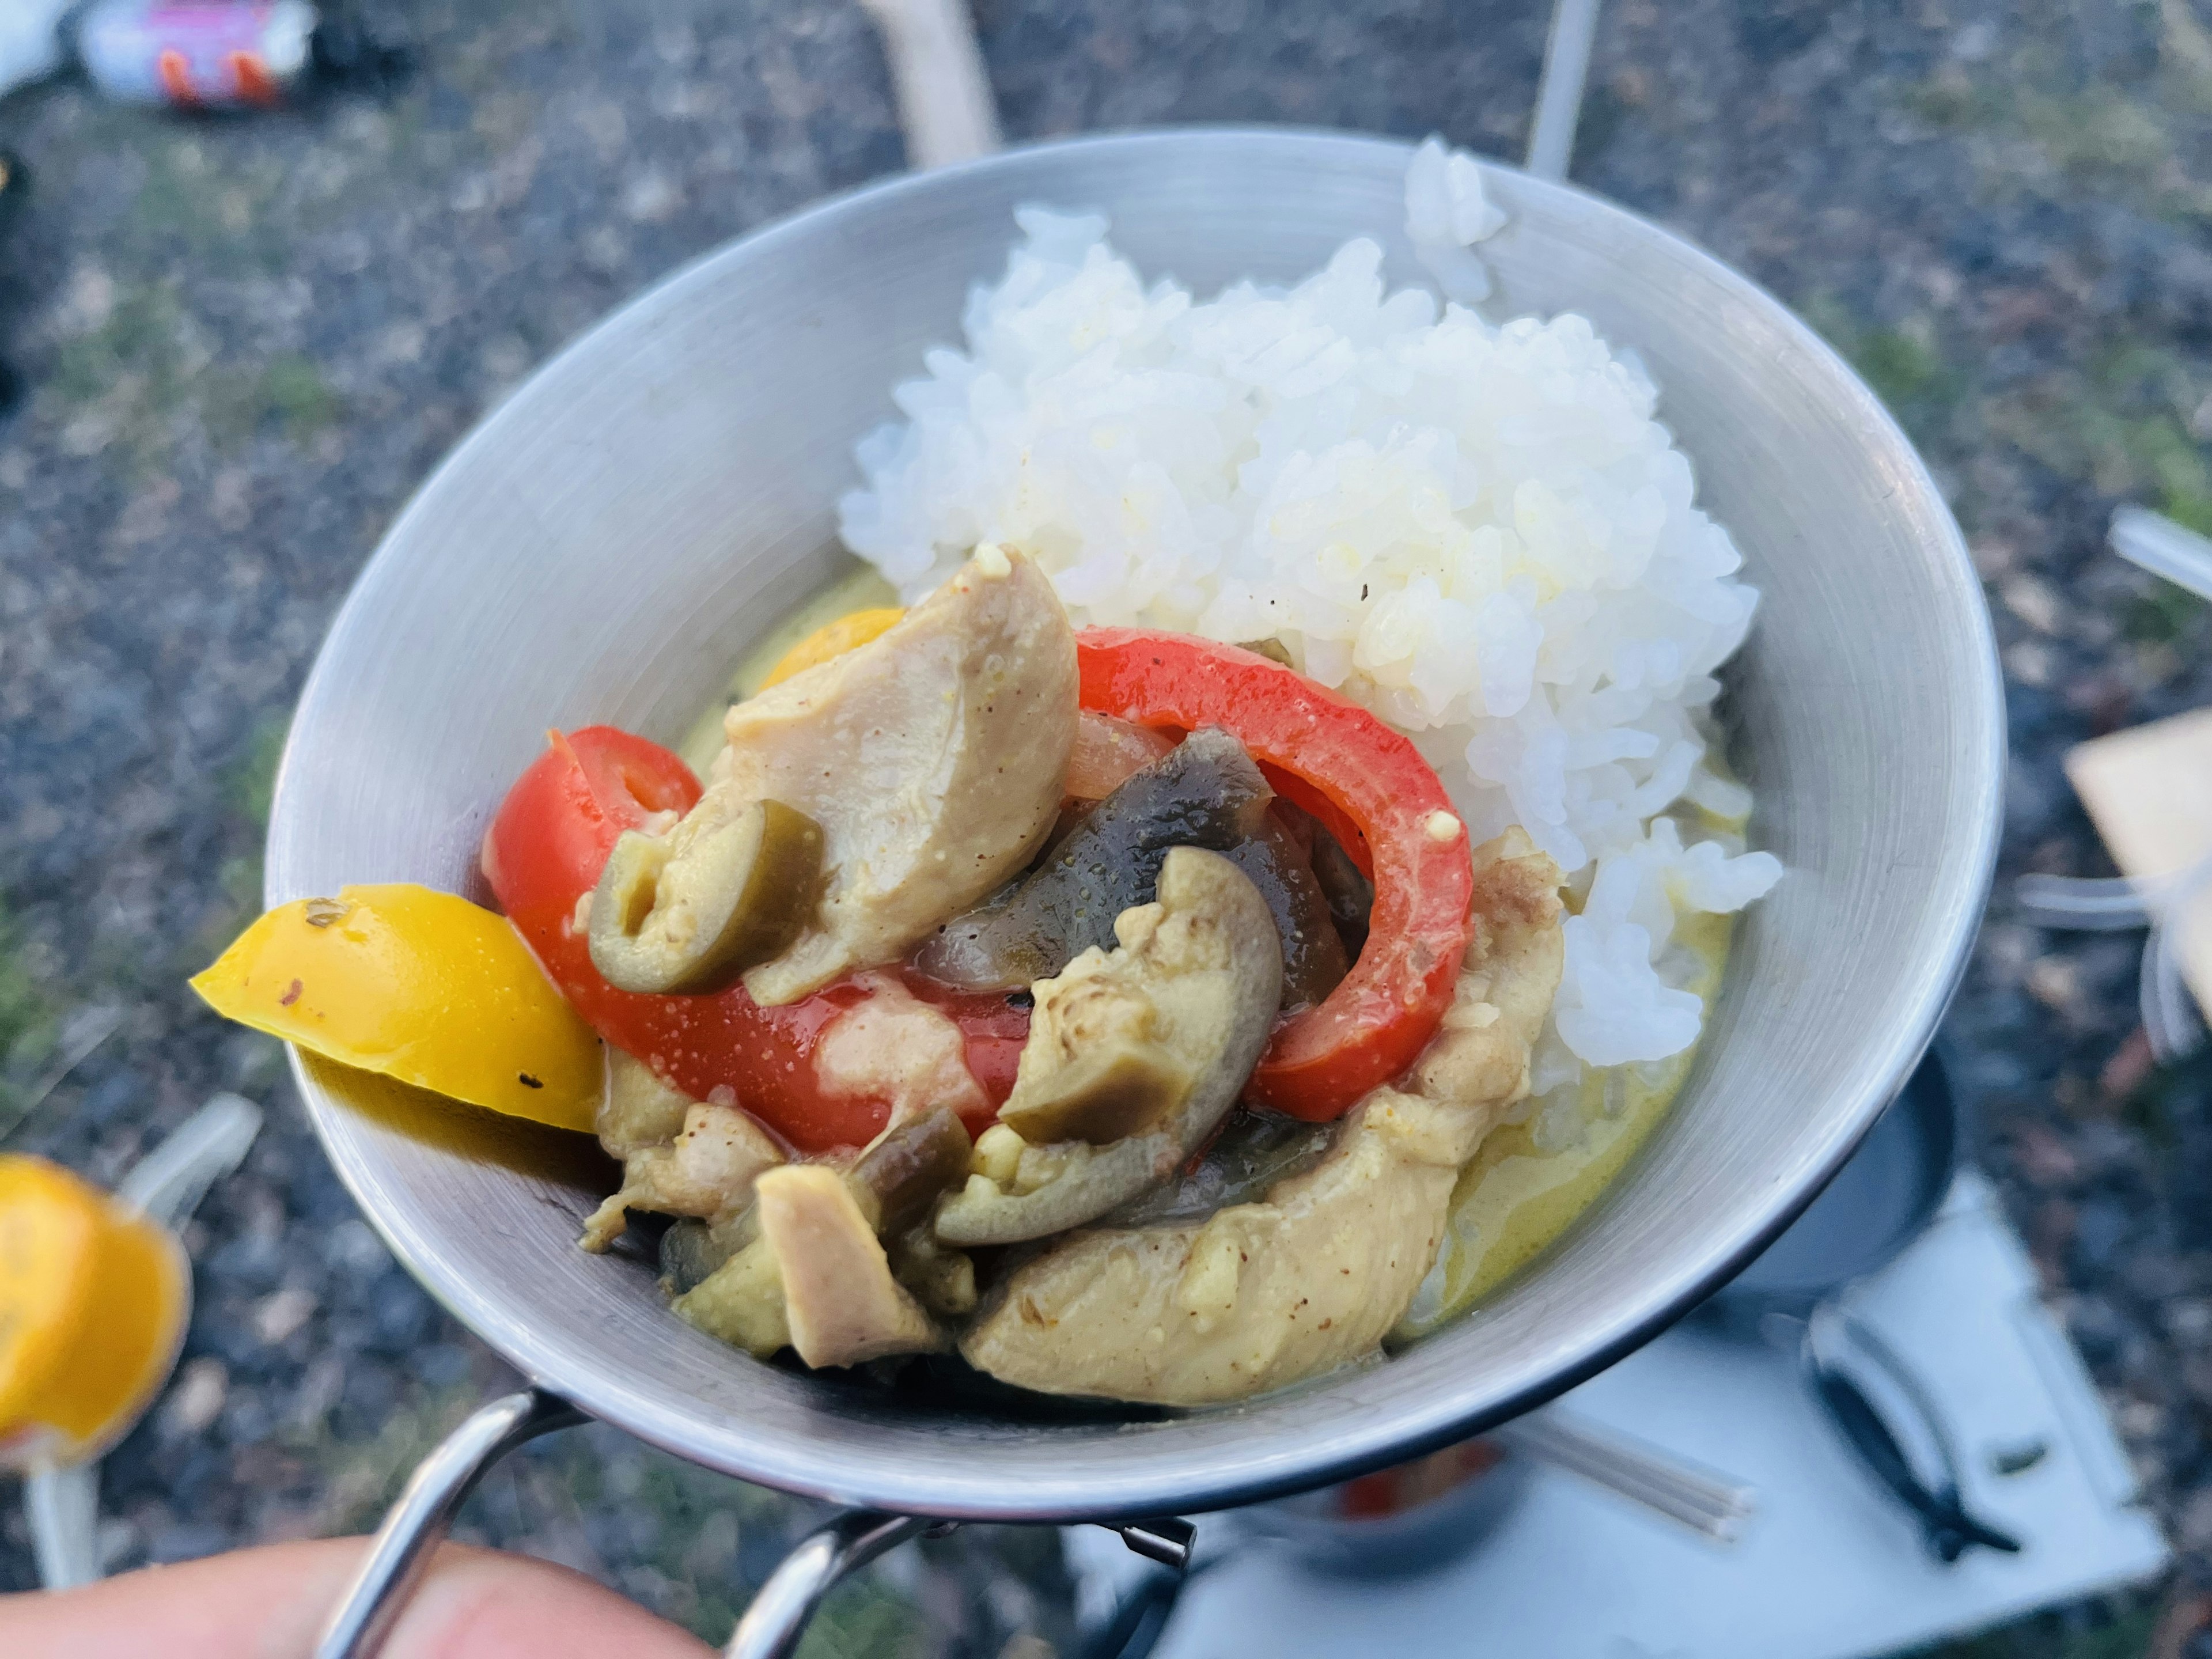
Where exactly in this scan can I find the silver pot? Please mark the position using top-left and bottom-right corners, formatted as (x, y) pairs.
(266, 129), (2003, 1656)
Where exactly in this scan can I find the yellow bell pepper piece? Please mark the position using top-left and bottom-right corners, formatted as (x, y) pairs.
(190, 884), (601, 1134)
(0, 1156), (188, 1467)
(758, 607), (904, 690)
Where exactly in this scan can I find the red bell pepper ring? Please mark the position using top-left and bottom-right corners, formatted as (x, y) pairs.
(480, 726), (1023, 1153)
(1075, 629), (1477, 1121)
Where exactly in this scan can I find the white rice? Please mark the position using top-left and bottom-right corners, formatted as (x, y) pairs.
(837, 139), (1782, 1083)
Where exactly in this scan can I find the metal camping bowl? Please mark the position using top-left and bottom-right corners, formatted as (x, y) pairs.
(1706, 1047), (1963, 1324)
(266, 128), (2004, 1656)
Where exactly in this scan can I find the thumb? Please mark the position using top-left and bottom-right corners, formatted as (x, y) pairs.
(0, 1536), (716, 1659)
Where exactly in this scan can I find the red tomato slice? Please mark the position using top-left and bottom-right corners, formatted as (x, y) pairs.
(482, 726), (1017, 1153)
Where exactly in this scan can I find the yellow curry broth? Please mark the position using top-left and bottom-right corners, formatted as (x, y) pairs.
(1391, 909), (1734, 1341)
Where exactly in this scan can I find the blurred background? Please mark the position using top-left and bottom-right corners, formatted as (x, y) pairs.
(1, 1), (2210, 1655)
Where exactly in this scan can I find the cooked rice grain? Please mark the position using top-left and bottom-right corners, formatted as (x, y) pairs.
(837, 142), (1779, 1073)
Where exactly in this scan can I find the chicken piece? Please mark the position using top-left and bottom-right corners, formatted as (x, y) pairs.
(960, 832), (1562, 1404)
(932, 847), (1283, 1247)
(960, 1089), (1459, 1402)
(579, 1058), (785, 1252)
(748, 1165), (945, 1368)
(1410, 828), (1567, 1126)
(580, 1101), (783, 1252)
(671, 1107), (971, 1358)
(685, 544), (1078, 1005)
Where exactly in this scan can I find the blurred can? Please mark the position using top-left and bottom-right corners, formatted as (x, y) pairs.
(77, 0), (318, 108)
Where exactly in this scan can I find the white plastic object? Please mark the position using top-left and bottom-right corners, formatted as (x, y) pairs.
(1496, 1407), (1753, 1542)
(2022, 509), (2212, 1066)
(1527, 0), (1605, 182)
(2019, 859), (2211, 1063)
(2142, 906), (2207, 1065)
(25, 1460), (100, 1589)
(855, 0), (1001, 170)
(116, 1092), (264, 1229)
(2109, 504), (2212, 603)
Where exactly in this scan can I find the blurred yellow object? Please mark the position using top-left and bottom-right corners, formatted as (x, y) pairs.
(758, 607), (904, 690)
(0, 1157), (188, 1468)
(189, 884), (601, 1133)
(2066, 707), (2212, 1017)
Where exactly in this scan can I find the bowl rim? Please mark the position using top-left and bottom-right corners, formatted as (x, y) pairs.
(271, 123), (2005, 1519)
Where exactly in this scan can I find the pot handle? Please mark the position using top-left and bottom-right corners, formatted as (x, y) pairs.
(727, 1513), (1195, 1659)
(724, 1510), (933, 1659)
(312, 1388), (585, 1659)
(317, 1385), (1196, 1659)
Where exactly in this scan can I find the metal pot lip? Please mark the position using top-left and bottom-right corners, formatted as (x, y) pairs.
(271, 125), (2006, 1523)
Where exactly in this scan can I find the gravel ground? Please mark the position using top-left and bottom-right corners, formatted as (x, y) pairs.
(2, 1), (2210, 1653)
